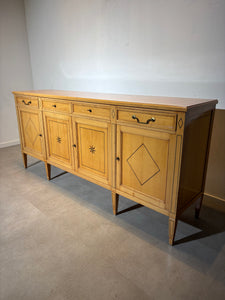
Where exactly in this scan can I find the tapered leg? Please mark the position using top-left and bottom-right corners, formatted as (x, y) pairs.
(22, 153), (27, 168)
(112, 192), (119, 215)
(45, 162), (51, 180)
(195, 194), (203, 219)
(169, 218), (178, 245)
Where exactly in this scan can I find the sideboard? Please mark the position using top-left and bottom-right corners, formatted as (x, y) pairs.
(13, 90), (218, 245)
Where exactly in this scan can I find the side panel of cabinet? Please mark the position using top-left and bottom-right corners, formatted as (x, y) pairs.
(73, 117), (111, 186)
(18, 107), (44, 159)
(43, 112), (73, 169)
(116, 125), (176, 211)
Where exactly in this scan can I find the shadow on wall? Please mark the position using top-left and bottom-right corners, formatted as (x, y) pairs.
(205, 109), (225, 201)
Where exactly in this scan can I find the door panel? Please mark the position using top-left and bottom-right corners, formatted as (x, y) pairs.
(44, 112), (73, 168)
(73, 118), (111, 185)
(116, 125), (175, 209)
(19, 109), (43, 157)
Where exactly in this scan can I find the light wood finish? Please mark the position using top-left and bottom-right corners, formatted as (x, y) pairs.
(116, 125), (176, 211)
(16, 96), (38, 108)
(117, 108), (177, 132)
(45, 162), (51, 181)
(112, 192), (119, 215)
(43, 112), (73, 169)
(73, 102), (110, 119)
(42, 99), (71, 113)
(169, 218), (178, 246)
(73, 117), (111, 186)
(17, 107), (44, 160)
(13, 90), (218, 245)
(13, 90), (217, 112)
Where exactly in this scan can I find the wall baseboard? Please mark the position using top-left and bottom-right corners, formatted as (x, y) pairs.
(204, 192), (225, 203)
(0, 139), (20, 148)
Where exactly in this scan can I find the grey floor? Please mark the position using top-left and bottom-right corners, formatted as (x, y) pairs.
(0, 145), (225, 300)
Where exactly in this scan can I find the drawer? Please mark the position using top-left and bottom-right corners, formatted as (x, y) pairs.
(73, 103), (110, 119)
(117, 109), (177, 131)
(42, 99), (71, 113)
(16, 96), (38, 108)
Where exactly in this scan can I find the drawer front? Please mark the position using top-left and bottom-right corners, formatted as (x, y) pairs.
(16, 96), (38, 108)
(73, 103), (110, 119)
(117, 109), (177, 132)
(42, 99), (71, 113)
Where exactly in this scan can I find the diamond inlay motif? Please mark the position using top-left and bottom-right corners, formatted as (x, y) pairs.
(178, 118), (183, 129)
(25, 118), (39, 146)
(127, 144), (160, 186)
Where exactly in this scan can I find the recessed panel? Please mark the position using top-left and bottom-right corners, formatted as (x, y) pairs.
(78, 125), (107, 176)
(20, 110), (42, 154)
(121, 132), (169, 202)
(45, 114), (72, 167)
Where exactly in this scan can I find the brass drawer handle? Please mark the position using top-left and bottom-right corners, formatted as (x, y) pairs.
(22, 100), (31, 105)
(87, 109), (92, 112)
(52, 104), (57, 108)
(132, 115), (155, 124)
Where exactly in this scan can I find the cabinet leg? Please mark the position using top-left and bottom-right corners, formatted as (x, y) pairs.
(195, 194), (203, 219)
(22, 153), (27, 169)
(169, 218), (178, 246)
(45, 162), (51, 180)
(112, 192), (119, 215)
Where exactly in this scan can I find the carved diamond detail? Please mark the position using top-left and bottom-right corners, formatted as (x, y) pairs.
(178, 118), (183, 129)
(25, 118), (39, 146)
(127, 144), (160, 186)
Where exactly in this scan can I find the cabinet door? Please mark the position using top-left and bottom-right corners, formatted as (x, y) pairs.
(18, 108), (44, 158)
(73, 117), (111, 186)
(43, 112), (73, 169)
(116, 125), (176, 211)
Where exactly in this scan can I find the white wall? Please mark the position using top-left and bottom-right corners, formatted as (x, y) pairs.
(1, 0), (224, 147)
(24, 0), (225, 109)
(0, 0), (33, 148)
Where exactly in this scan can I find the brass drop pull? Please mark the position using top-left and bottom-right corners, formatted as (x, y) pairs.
(87, 109), (92, 112)
(22, 100), (31, 105)
(132, 115), (155, 124)
(73, 144), (76, 148)
(116, 157), (120, 161)
(52, 104), (57, 108)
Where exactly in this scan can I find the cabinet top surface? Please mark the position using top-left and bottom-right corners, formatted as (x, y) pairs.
(13, 89), (218, 111)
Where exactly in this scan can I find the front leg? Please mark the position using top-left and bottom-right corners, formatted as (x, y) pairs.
(195, 194), (203, 219)
(169, 217), (178, 245)
(112, 192), (119, 215)
(22, 153), (27, 168)
(45, 162), (51, 180)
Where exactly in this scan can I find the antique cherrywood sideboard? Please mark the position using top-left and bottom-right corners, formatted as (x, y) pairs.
(13, 90), (218, 245)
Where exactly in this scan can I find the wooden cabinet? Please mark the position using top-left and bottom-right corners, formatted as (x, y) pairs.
(116, 124), (176, 212)
(43, 112), (73, 170)
(13, 90), (218, 245)
(16, 96), (44, 167)
(18, 109), (43, 156)
(73, 117), (111, 187)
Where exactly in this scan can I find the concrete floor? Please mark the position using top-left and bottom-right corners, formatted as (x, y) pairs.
(0, 145), (225, 300)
